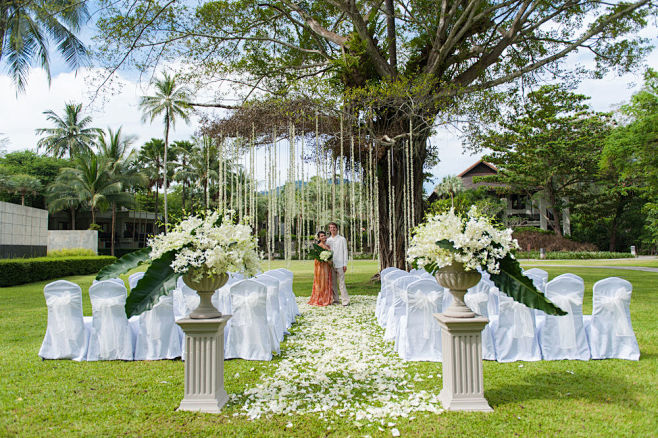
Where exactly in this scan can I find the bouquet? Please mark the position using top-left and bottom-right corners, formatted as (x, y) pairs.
(309, 243), (333, 263)
(97, 210), (261, 316)
(407, 207), (565, 315)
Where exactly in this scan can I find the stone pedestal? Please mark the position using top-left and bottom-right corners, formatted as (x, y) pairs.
(176, 316), (231, 413)
(434, 314), (493, 412)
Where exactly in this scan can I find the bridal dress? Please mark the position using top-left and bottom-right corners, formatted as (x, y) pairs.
(308, 260), (333, 306)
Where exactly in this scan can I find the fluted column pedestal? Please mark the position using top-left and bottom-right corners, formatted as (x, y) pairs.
(433, 314), (493, 412)
(176, 316), (231, 413)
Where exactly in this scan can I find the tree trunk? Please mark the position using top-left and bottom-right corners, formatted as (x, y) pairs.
(70, 206), (76, 230)
(111, 202), (116, 257)
(20, 194), (25, 206)
(377, 134), (427, 269)
(91, 207), (96, 225)
(544, 180), (562, 237)
(609, 195), (626, 252)
(163, 113), (170, 233)
(154, 184), (159, 230)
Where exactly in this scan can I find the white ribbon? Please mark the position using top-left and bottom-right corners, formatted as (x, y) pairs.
(465, 292), (489, 316)
(144, 297), (173, 342)
(46, 294), (75, 336)
(231, 292), (262, 326)
(597, 288), (633, 336)
(92, 296), (124, 358)
(550, 292), (582, 349)
(407, 291), (442, 339)
(500, 299), (535, 339)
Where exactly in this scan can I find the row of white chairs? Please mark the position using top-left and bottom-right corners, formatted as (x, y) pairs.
(39, 269), (298, 362)
(376, 267), (640, 362)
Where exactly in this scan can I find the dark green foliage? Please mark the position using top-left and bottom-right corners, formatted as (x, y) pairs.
(124, 251), (177, 317)
(0, 256), (116, 287)
(0, 151), (68, 208)
(96, 247), (150, 281)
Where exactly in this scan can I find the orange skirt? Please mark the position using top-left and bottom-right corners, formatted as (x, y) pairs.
(308, 260), (333, 306)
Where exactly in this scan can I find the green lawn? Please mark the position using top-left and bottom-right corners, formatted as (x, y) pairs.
(521, 257), (658, 268)
(1, 260), (657, 436)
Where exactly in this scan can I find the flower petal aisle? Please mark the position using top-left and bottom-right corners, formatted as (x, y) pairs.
(229, 296), (443, 424)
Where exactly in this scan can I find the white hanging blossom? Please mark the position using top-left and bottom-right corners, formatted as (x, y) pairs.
(148, 211), (261, 279)
(407, 207), (519, 274)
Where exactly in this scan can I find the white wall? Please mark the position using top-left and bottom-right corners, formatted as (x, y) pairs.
(48, 230), (98, 254)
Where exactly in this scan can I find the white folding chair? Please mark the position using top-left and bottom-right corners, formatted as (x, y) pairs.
(465, 280), (496, 360)
(585, 277), (639, 360)
(132, 294), (182, 360)
(92, 277), (126, 287)
(86, 280), (133, 361)
(39, 280), (89, 361)
(384, 275), (419, 344)
(225, 280), (272, 361)
(490, 293), (541, 362)
(260, 273), (289, 334)
(128, 272), (145, 290)
(524, 269), (548, 324)
(275, 268), (299, 317)
(538, 275), (590, 361)
(378, 270), (406, 327)
(397, 279), (443, 361)
(254, 275), (283, 354)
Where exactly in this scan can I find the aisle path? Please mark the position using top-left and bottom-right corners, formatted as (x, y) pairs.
(230, 296), (443, 423)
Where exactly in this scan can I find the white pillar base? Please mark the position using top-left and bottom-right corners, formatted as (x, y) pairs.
(176, 316), (231, 414)
(434, 313), (493, 412)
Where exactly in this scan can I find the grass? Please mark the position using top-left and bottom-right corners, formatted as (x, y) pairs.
(1, 260), (657, 436)
(521, 257), (658, 268)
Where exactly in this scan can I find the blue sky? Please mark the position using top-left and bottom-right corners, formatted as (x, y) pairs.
(1, 11), (657, 194)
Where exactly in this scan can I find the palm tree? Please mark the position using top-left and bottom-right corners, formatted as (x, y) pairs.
(1, 0), (89, 92)
(139, 73), (192, 231)
(36, 103), (100, 158)
(435, 175), (465, 208)
(172, 139), (195, 211)
(138, 138), (165, 222)
(8, 173), (42, 205)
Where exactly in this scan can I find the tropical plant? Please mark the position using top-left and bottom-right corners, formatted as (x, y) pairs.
(0, 0), (89, 92)
(35, 103), (100, 158)
(139, 73), (192, 231)
(7, 173), (42, 205)
(434, 176), (464, 208)
(171, 139), (195, 211)
(138, 138), (166, 221)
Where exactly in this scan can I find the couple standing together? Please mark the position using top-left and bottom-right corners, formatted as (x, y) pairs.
(308, 222), (350, 307)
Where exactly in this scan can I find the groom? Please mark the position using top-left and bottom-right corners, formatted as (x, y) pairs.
(327, 222), (350, 306)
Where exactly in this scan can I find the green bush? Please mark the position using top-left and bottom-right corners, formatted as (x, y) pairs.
(47, 248), (96, 257)
(0, 256), (117, 287)
(516, 251), (634, 260)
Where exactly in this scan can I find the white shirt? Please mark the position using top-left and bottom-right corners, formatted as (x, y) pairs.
(327, 234), (348, 268)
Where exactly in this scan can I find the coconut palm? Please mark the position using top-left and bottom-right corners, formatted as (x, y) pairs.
(8, 173), (42, 205)
(139, 73), (192, 231)
(36, 103), (100, 158)
(1, 0), (89, 92)
(138, 138), (165, 221)
(435, 175), (464, 208)
(171, 139), (195, 211)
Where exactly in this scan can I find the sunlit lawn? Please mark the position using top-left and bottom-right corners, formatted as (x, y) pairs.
(1, 259), (656, 436)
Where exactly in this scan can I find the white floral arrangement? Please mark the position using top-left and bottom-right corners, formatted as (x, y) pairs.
(319, 250), (333, 262)
(149, 211), (261, 280)
(407, 206), (518, 274)
(407, 207), (565, 315)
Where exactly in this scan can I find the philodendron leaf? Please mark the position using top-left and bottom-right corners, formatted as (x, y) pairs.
(489, 254), (567, 316)
(436, 239), (457, 252)
(125, 250), (178, 318)
(96, 247), (151, 281)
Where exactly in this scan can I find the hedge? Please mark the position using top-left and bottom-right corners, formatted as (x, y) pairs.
(0, 256), (117, 287)
(516, 251), (634, 260)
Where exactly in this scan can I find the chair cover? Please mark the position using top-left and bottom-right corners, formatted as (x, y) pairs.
(490, 294), (541, 362)
(264, 270), (295, 327)
(225, 280), (272, 361)
(586, 277), (639, 360)
(92, 278), (126, 287)
(376, 268), (401, 322)
(383, 275), (420, 344)
(39, 280), (89, 361)
(377, 270), (406, 326)
(132, 294), (182, 360)
(538, 275), (590, 361)
(465, 280), (496, 360)
(254, 275), (283, 354)
(212, 276), (238, 315)
(524, 269), (548, 323)
(172, 277), (200, 321)
(397, 280), (443, 361)
(260, 273), (289, 334)
(128, 272), (145, 290)
(86, 280), (133, 361)
(275, 268), (300, 317)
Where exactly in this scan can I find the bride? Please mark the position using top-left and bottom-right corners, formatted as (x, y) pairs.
(308, 231), (333, 306)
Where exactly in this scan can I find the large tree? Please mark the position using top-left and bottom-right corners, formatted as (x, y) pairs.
(36, 103), (100, 158)
(96, 0), (654, 267)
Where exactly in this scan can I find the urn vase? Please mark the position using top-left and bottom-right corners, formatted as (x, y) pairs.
(434, 262), (481, 318)
(182, 269), (229, 319)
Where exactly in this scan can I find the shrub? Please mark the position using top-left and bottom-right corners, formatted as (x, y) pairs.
(47, 248), (96, 257)
(0, 256), (117, 287)
(516, 251), (634, 260)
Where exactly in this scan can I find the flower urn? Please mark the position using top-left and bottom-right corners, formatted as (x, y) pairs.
(182, 269), (229, 319)
(435, 262), (481, 318)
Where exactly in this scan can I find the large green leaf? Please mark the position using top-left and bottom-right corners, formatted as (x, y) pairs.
(489, 254), (567, 316)
(96, 247), (151, 281)
(124, 250), (178, 317)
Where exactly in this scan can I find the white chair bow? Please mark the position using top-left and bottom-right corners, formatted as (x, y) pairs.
(45, 294), (75, 336)
(92, 296), (125, 358)
(597, 288), (633, 336)
(550, 292), (583, 349)
(231, 292), (262, 326)
(408, 291), (442, 338)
